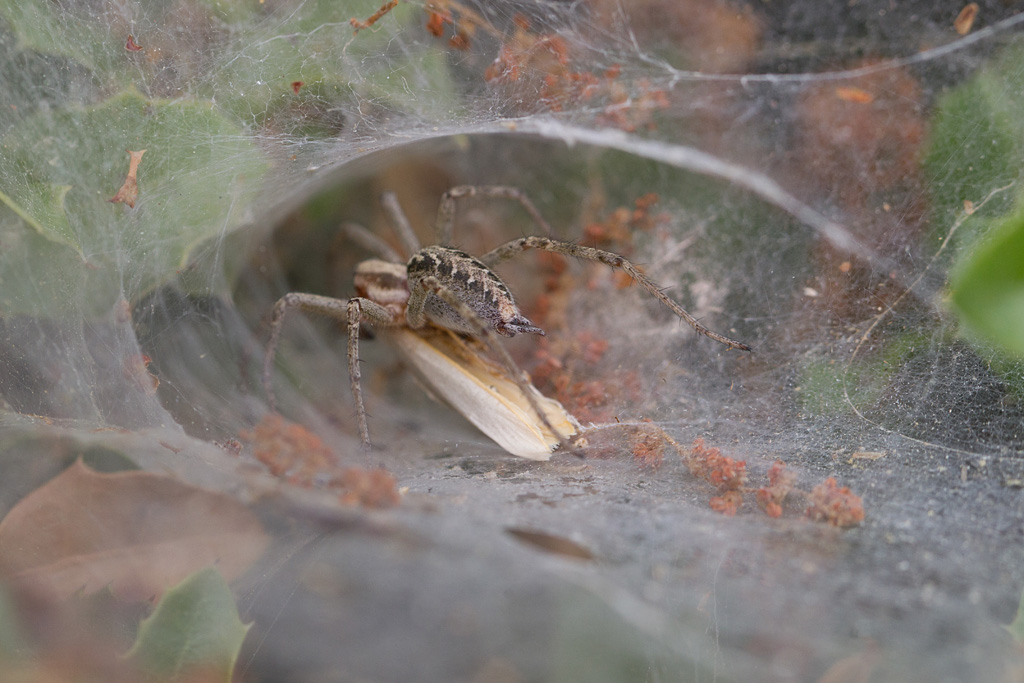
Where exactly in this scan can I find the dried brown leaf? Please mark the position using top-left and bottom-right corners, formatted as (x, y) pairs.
(108, 149), (146, 208)
(426, 10), (450, 37)
(350, 0), (398, 33)
(954, 3), (979, 35)
(505, 527), (594, 561)
(834, 86), (874, 104)
(0, 460), (269, 602)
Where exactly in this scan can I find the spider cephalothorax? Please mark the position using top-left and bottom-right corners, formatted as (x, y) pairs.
(263, 185), (749, 456)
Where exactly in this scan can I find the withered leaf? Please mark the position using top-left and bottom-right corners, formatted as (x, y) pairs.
(0, 460), (268, 602)
(954, 3), (979, 35)
(349, 0), (398, 33)
(123, 353), (159, 395)
(426, 11), (449, 37)
(834, 86), (874, 104)
(108, 149), (146, 208)
(505, 527), (594, 561)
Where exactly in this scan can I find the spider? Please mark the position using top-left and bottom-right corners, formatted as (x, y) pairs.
(262, 185), (749, 455)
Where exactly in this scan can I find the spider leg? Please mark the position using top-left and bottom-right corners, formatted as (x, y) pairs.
(410, 276), (580, 456)
(340, 222), (404, 262)
(480, 236), (751, 351)
(435, 185), (553, 246)
(381, 192), (422, 256)
(263, 292), (398, 447)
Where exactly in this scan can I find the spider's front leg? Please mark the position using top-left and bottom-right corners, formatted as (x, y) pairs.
(434, 185), (553, 245)
(263, 292), (398, 447)
(406, 276), (579, 455)
(480, 236), (751, 351)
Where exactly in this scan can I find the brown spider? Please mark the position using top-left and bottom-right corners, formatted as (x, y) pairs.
(262, 185), (749, 456)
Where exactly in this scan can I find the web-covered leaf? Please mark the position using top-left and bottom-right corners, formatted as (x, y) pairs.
(0, 89), (268, 317)
(125, 568), (249, 683)
(3, 2), (1024, 682)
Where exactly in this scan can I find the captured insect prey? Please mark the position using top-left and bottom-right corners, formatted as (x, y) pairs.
(262, 185), (749, 459)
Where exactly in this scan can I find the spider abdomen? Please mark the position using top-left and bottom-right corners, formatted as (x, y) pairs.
(407, 246), (543, 337)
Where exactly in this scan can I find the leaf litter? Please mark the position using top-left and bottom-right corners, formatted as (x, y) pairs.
(0, 460), (269, 603)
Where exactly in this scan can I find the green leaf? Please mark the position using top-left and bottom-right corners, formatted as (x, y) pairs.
(550, 585), (713, 683)
(0, 0), (124, 75)
(0, 182), (75, 251)
(950, 207), (1024, 357)
(1005, 587), (1024, 644)
(924, 41), (1024, 237)
(0, 0), (262, 77)
(206, 1), (456, 132)
(925, 40), (1024, 361)
(0, 210), (94, 318)
(0, 585), (31, 664)
(125, 568), (250, 682)
(0, 88), (269, 317)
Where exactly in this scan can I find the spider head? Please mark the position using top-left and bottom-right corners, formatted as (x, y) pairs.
(496, 315), (545, 338)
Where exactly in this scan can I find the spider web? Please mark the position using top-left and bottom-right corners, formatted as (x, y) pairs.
(3, 1), (1024, 681)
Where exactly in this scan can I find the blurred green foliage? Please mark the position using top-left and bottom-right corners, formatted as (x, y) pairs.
(0, 0), (456, 319)
(925, 40), (1024, 358)
(126, 568), (249, 682)
(0, 89), (269, 316)
(950, 207), (1024, 356)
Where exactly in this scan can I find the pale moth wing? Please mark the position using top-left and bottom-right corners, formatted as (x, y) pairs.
(386, 328), (580, 460)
